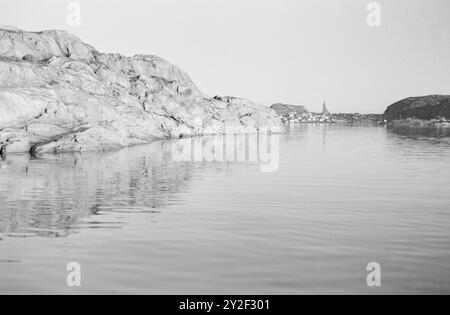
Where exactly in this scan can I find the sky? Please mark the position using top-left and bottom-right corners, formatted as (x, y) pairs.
(0, 0), (449, 113)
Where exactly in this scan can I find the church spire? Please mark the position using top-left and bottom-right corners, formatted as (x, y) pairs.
(322, 101), (329, 116)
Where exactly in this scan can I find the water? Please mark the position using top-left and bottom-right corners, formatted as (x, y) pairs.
(1, 124), (450, 294)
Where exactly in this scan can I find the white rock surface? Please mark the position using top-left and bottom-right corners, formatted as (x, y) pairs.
(0, 28), (284, 154)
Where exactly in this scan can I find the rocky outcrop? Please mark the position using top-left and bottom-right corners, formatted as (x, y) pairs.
(0, 27), (284, 155)
(270, 103), (308, 116)
(383, 95), (450, 121)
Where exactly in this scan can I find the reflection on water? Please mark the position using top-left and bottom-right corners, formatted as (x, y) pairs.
(388, 124), (450, 140)
(0, 134), (280, 238)
(0, 125), (450, 294)
(0, 142), (196, 238)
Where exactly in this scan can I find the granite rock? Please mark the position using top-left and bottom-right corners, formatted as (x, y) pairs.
(0, 27), (283, 154)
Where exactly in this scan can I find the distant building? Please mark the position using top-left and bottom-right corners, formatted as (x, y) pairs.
(322, 101), (330, 116)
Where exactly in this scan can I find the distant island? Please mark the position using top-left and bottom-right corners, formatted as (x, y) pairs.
(270, 102), (382, 124)
(383, 95), (450, 126)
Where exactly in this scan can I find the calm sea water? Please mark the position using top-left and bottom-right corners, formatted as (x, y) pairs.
(1, 124), (450, 294)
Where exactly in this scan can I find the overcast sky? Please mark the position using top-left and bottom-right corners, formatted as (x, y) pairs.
(1, 0), (449, 113)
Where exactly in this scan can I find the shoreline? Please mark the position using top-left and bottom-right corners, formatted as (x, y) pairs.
(388, 119), (450, 127)
(0, 129), (285, 158)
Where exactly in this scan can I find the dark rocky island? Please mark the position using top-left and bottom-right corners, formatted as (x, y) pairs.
(384, 95), (450, 125)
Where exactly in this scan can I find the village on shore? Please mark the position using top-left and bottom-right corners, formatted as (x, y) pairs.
(270, 102), (382, 125)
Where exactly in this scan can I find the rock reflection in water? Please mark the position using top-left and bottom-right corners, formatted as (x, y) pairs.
(387, 124), (450, 140)
(0, 141), (197, 237)
(0, 134), (279, 238)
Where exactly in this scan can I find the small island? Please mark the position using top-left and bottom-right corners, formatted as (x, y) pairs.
(383, 95), (450, 127)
